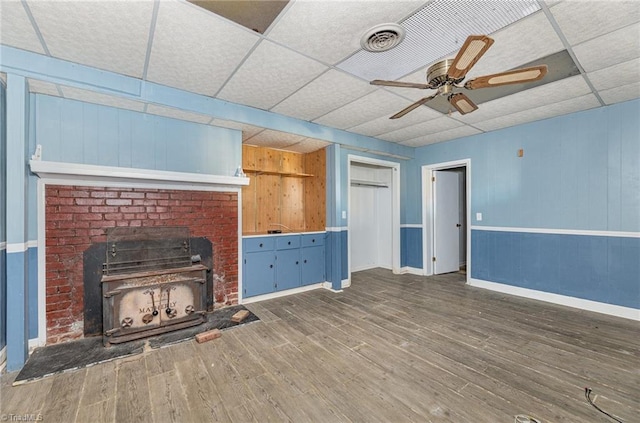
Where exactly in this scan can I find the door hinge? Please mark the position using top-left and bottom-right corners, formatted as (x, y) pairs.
(432, 176), (435, 182)
(432, 256), (436, 262)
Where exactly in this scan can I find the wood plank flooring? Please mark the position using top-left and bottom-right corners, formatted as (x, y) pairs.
(1, 269), (638, 422)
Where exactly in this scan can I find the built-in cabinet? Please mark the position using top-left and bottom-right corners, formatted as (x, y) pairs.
(242, 233), (326, 298)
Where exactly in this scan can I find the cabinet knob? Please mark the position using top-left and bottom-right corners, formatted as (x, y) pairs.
(304, 259), (307, 263)
(312, 239), (315, 243)
(288, 241), (291, 245)
(259, 243), (263, 247)
(296, 261), (299, 265)
(269, 264), (273, 268)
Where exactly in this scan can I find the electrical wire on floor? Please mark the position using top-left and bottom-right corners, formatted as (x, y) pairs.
(585, 387), (624, 423)
(514, 415), (541, 423)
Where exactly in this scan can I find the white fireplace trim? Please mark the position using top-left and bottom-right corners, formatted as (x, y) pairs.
(30, 160), (250, 189)
(34, 163), (246, 347)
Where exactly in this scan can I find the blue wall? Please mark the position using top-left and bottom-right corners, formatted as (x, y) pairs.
(410, 99), (640, 309)
(1, 81), (6, 352)
(33, 94), (242, 176)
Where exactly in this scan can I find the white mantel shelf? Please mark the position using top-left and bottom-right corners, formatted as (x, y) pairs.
(29, 160), (250, 189)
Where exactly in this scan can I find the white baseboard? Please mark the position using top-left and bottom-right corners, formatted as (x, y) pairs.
(322, 281), (345, 293)
(241, 283), (324, 304)
(399, 266), (424, 276)
(29, 337), (44, 350)
(469, 278), (640, 321)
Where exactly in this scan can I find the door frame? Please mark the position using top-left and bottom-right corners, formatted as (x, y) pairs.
(421, 159), (471, 282)
(347, 155), (401, 282)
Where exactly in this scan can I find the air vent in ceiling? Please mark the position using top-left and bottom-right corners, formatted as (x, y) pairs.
(360, 23), (406, 53)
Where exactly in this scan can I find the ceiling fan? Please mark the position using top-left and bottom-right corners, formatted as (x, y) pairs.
(371, 35), (548, 119)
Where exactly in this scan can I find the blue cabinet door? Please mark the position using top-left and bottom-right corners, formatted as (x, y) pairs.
(301, 245), (325, 285)
(276, 249), (300, 291)
(243, 251), (275, 297)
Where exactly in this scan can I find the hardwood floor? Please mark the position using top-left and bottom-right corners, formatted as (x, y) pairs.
(2, 269), (638, 422)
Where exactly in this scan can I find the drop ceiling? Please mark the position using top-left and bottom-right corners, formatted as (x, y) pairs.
(1, 0), (638, 151)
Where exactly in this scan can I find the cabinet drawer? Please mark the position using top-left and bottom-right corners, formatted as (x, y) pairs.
(302, 233), (325, 247)
(244, 237), (275, 252)
(276, 235), (301, 250)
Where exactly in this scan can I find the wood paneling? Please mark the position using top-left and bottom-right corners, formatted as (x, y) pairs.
(242, 145), (325, 234)
(304, 148), (326, 232)
(241, 173), (257, 233)
(256, 174), (280, 233)
(281, 176), (304, 231)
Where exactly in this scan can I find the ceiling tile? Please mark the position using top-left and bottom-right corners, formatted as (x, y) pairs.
(457, 75), (591, 124)
(267, 1), (425, 65)
(588, 58), (640, 91)
(28, 79), (60, 97)
(270, 69), (375, 121)
(598, 81), (640, 105)
(217, 40), (327, 110)
(312, 90), (413, 129)
(475, 93), (600, 132)
(60, 86), (146, 112)
(401, 125), (482, 147)
(146, 1), (259, 96)
(377, 116), (464, 142)
(339, 0), (541, 81)
(572, 23), (640, 73)
(285, 138), (331, 154)
(244, 129), (306, 149)
(146, 103), (211, 124)
(209, 119), (264, 141)
(27, 0), (153, 78)
(347, 105), (441, 137)
(0, 1), (45, 54)
(463, 11), (565, 81)
(550, 1), (640, 46)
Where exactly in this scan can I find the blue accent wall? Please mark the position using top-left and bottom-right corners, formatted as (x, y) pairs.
(472, 230), (639, 308)
(401, 227), (422, 269)
(33, 94), (243, 176)
(1, 81), (6, 352)
(411, 99), (640, 309)
(410, 100), (640, 232)
(28, 247), (38, 338)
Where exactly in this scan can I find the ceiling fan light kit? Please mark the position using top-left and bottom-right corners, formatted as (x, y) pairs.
(370, 34), (548, 118)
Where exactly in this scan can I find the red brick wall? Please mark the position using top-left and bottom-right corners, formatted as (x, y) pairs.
(45, 185), (238, 344)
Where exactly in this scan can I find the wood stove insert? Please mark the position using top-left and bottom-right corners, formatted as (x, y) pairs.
(101, 227), (208, 346)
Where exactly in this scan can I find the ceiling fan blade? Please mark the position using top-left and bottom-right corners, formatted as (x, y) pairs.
(449, 93), (478, 115)
(371, 79), (432, 89)
(390, 94), (438, 119)
(465, 65), (548, 90)
(447, 35), (494, 80)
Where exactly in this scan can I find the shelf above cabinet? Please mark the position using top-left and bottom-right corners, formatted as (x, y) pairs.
(243, 169), (314, 178)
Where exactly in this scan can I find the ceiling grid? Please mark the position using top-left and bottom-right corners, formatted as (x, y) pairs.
(2, 0), (637, 150)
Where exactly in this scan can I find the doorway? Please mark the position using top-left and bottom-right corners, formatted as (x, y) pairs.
(348, 156), (400, 280)
(422, 160), (470, 280)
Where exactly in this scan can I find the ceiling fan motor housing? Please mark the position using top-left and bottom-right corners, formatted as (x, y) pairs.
(427, 59), (462, 87)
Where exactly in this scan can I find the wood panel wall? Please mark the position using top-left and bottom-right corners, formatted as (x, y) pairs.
(242, 145), (326, 234)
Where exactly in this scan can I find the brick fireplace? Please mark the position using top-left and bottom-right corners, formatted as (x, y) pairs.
(44, 185), (239, 344)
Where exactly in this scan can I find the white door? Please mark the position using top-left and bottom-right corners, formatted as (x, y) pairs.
(434, 170), (460, 274)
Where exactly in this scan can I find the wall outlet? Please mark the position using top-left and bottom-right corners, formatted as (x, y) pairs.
(476, 212), (483, 221)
